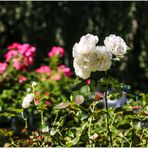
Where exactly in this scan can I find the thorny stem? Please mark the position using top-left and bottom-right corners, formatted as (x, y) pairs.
(104, 71), (113, 147)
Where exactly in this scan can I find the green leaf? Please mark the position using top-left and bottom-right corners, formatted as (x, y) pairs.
(54, 102), (70, 109)
(117, 123), (131, 129)
(123, 111), (134, 116)
(0, 112), (15, 118)
(80, 86), (90, 96)
(114, 107), (124, 113)
(50, 129), (57, 136)
(132, 133), (141, 146)
(9, 108), (23, 113)
(0, 129), (14, 136)
(66, 137), (80, 146)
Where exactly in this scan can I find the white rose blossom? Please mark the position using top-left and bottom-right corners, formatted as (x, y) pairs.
(73, 33), (99, 58)
(73, 34), (112, 79)
(104, 34), (128, 58)
(95, 46), (112, 71)
(22, 93), (34, 109)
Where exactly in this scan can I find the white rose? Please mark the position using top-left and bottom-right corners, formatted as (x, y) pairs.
(72, 34), (99, 79)
(72, 34), (113, 79)
(73, 58), (91, 79)
(95, 46), (112, 71)
(73, 33), (99, 58)
(73, 46), (112, 79)
(104, 34), (128, 58)
(22, 93), (34, 109)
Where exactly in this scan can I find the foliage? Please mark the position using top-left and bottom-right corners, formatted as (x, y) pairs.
(0, 2), (148, 146)
(0, 34), (148, 147)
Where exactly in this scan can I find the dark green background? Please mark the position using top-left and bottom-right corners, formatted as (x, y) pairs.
(0, 1), (147, 92)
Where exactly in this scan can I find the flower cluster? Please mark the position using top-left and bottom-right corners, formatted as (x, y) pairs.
(73, 33), (128, 79)
(4, 42), (36, 70)
(57, 65), (72, 77)
(50, 65), (72, 81)
(35, 66), (51, 76)
(35, 46), (72, 80)
(48, 46), (65, 58)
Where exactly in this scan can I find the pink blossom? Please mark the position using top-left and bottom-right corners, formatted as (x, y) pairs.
(18, 44), (36, 57)
(5, 43), (36, 70)
(51, 74), (61, 81)
(13, 59), (23, 70)
(95, 92), (104, 100)
(86, 79), (91, 85)
(7, 42), (21, 50)
(4, 50), (18, 62)
(18, 75), (27, 83)
(34, 99), (40, 106)
(48, 46), (65, 58)
(0, 62), (8, 74)
(35, 66), (51, 76)
(58, 65), (72, 77)
(45, 100), (51, 106)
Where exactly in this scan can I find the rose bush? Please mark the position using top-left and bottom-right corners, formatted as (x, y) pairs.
(0, 34), (148, 147)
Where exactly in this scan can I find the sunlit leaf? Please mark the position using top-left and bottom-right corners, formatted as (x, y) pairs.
(54, 102), (70, 109)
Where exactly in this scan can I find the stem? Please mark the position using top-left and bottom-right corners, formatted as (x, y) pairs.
(88, 101), (97, 148)
(88, 115), (92, 147)
(104, 71), (113, 147)
(22, 112), (28, 130)
(41, 111), (44, 128)
(24, 118), (28, 129)
(53, 112), (59, 126)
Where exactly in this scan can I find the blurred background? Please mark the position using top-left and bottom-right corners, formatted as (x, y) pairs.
(0, 1), (147, 92)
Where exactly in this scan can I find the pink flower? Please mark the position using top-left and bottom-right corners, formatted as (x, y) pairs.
(5, 43), (36, 70)
(45, 100), (51, 106)
(51, 74), (61, 81)
(7, 42), (21, 50)
(35, 66), (51, 76)
(18, 44), (36, 57)
(48, 46), (65, 58)
(58, 65), (72, 77)
(18, 75), (27, 83)
(35, 99), (40, 106)
(4, 50), (18, 62)
(86, 79), (91, 85)
(0, 62), (8, 74)
(95, 92), (104, 100)
(13, 59), (23, 70)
